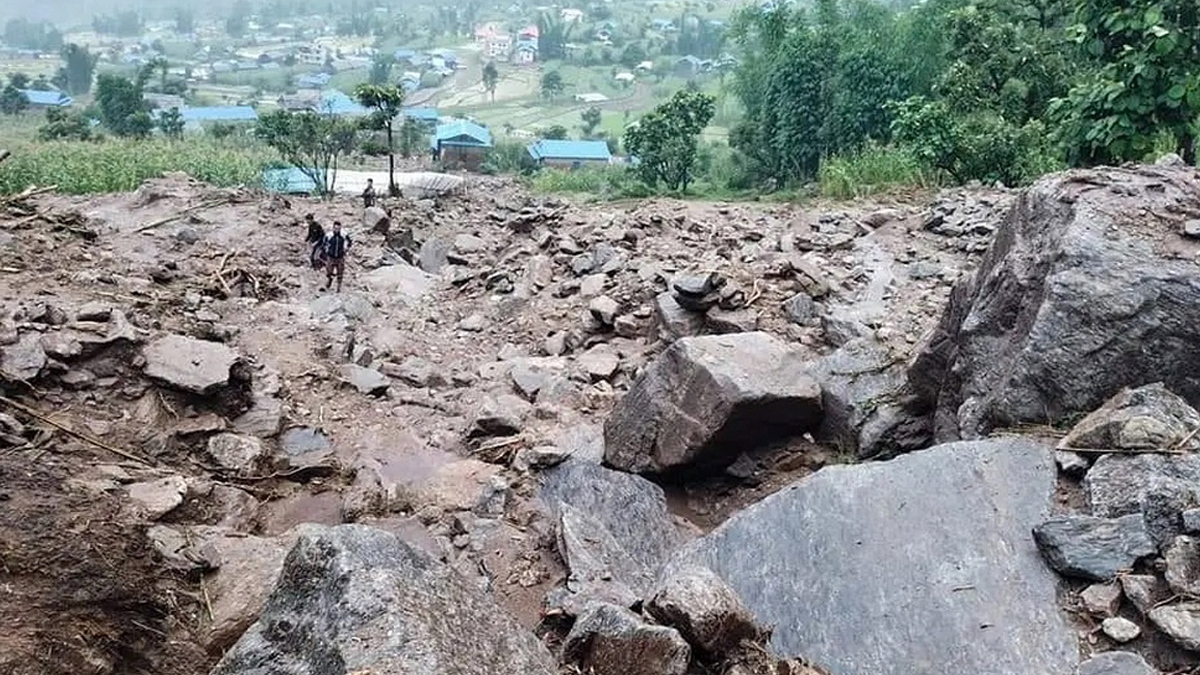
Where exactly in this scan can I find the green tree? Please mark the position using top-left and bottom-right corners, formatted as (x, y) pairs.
(0, 85), (27, 115)
(1051, 0), (1200, 164)
(482, 61), (499, 102)
(581, 107), (602, 136)
(158, 106), (185, 139)
(175, 7), (196, 34)
(8, 72), (30, 89)
(226, 0), (252, 39)
(354, 83), (405, 195)
(624, 89), (716, 191)
(398, 117), (424, 158)
(37, 106), (95, 141)
(541, 70), (565, 100)
(256, 110), (358, 196)
(368, 56), (393, 85)
(95, 73), (153, 138)
(542, 125), (569, 139)
(537, 12), (573, 60)
(59, 44), (98, 96)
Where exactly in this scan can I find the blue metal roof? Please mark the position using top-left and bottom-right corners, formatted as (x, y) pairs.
(315, 90), (370, 116)
(432, 120), (492, 149)
(403, 107), (439, 122)
(393, 49), (416, 60)
(262, 167), (325, 194)
(296, 72), (331, 87)
(180, 106), (258, 122)
(20, 89), (71, 107)
(528, 139), (611, 162)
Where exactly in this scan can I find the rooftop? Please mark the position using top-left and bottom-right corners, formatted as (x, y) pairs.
(528, 139), (612, 162)
(432, 119), (492, 149)
(20, 89), (72, 107)
(179, 106), (259, 122)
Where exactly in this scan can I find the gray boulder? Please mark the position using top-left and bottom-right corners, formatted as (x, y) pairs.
(646, 565), (760, 657)
(557, 505), (641, 613)
(1060, 383), (1200, 452)
(1032, 514), (1156, 581)
(907, 165), (1200, 441)
(1149, 603), (1200, 651)
(1085, 453), (1200, 547)
(664, 438), (1077, 675)
(337, 364), (390, 396)
(604, 332), (822, 476)
(143, 334), (246, 396)
(1165, 535), (1200, 597)
(209, 524), (557, 675)
(561, 603), (690, 675)
(1077, 651), (1157, 675)
(653, 292), (705, 342)
(0, 332), (46, 381)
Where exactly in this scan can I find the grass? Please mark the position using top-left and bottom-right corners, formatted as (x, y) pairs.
(817, 144), (939, 199)
(529, 166), (653, 200)
(0, 136), (276, 195)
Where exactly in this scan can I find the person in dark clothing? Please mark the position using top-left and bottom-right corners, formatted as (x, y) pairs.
(362, 179), (376, 208)
(322, 221), (352, 292)
(304, 214), (325, 269)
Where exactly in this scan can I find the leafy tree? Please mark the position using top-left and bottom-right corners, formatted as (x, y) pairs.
(624, 89), (716, 191)
(541, 70), (565, 100)
(368, 56), (393, 86)
(59, 44), (98, 96)
(175, 7), (196, 34)
(158, 106), (185, 139)
(0, 85), (28, 115)
(4, 19), (63, 51)
(226, 1), (252, 39)
(580, 107), (602, 136)
(8, 72), (30, 89)
(482, 61), (499, 102)
(542, 125), (569, 140)
(354, 83), (405, 195)
(37, 107), (95, 141)
(620, 42), (647, 69)
(256, 110), (358, 196)
(95, 73), (153, 138)
(398, 117), (424, 158)
(537, 13), (573, 60)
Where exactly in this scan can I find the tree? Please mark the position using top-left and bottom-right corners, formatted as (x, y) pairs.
(541, 70), (565, 100)
(95, 73), (153, 138)
(8, 72), (30, 89)
(158, 106), (185, 139)
(624, 89), (716, 191)
(482, 61), (499, 101)
(226, 1), (252, 39)
(354, 83), (405, 195)
(580, 107), (602, 136)
(542, 125), (569, 139)
(175, 7), (196, 34)
(537, 13), (573, 60)
(368, 56), (393, 85)
(398, 117), (424, 158)
(0, 85), (27, 115)
(60, 44), (98, 96)
(256, 110), (358, 196)
(37, 107), (94, 141)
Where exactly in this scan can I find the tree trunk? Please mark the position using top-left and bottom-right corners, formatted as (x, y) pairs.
(1181, 132), (1197, 166)
(386, 123), (398, 196)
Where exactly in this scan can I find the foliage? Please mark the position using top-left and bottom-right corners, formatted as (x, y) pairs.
(37, 107), (95, 142)
(624, 89), (716, 191)
(175, 7), (196, 34)
(481, 141), (535, 175)
(0, 85), (27, 116)
(92, 11), (143, 37)
(537, 13), (574, 60)
(226, 0), (251, 39)
(354, 83), (405, 194)
(530, 166), (653, 199)
(368, 56), (394, 86)
(158, 107), (185, 140)
(398, 117), (425, 158)
(59, 44), (98, 96)
(541, 125), (569, 140)
(541, 71), (565, 100)
(8, 73), (30, 89)
(580, 107), (603, 136)
(482, 62), (499, 102)
(255, 109), (358, 196)
(3, 18), (62, 52)
(818, 144), (937, 199)
(95, 74), (153, 139)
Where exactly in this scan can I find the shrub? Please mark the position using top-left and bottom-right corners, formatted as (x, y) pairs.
(818, 144), (938, 199)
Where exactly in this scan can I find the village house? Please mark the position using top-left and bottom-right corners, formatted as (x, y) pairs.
(486, 33), (513, 59)
(527, 139), (612, 169)
(431, 120), (492, 170)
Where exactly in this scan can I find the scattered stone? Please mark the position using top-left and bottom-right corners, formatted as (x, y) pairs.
(127, 475), (187, 520)
(646, 565), (760, 657)
(418, 236), (452, 274)
(1060, 383), (1200, 452)
(1085, 454), (1200, 547)
(76, 302), (112, 322)
(580, 274), (607, 298)
(1032, 514), (1156, 581)
(613, 314), (641, 339)
(513, 445), (570, 471)
(672, 273), (725, 312)
(543, 332), (568, 357)
(0, 333), (47, 381)
(664, 439), (1076, 674)
(1055, 450), (1090, 477)
(207, 433), (267, 475)
(1101, 618), (1142, 644)
(1184, 508), (1200, 534)
(1149, 603), (1200, 651)
(233, 395), (285, 438)
(604, 332), (822, 476)
(142, 334), (243, 396)
(782, 294), (816, 325)
(362, 264), (435, 303)
(1184, 219), (1200, 240)
(556, 504), (641, 612)
(561, 603), (690, 675)
(589, 295), (620, 327)
(363, 206), (390, 234)
(210, 525), (558, 675)
(1165, 535), (1200, 597)
(280, 426), (331, 458)
(389, 356), (447, 389)
(459, 313), (487, 332)
(1080, 582), (1122, 617)
(1120, 575), (1159, 616)
(1078, 651), (1156, 675)
(578, 344), (620, 381)
(705, 307), (759, 334)
(337, 364), (390, 396)
(653, 292), (705, 342)
(468, 394), (529, 438)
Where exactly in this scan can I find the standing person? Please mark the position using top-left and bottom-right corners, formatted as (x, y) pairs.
(304, 214), (325, 269)
(362, 178), (376, 209)
(322, 221), (352, 292)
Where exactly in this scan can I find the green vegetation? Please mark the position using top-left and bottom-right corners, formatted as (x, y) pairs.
(625, 89), (717, 191)
(355, 83), (406, 194)
(255, 109), (358, 196)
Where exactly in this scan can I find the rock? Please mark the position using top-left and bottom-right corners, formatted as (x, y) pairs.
(458, 313), (487, 332)
(553, 424), (605, 464)
(578, 344), (620, 381)
(589, 295), (620, 327)
(207, 433), (268, 475)
(363, 206), (389, 233)
(127, 475), (187, 520)
(510, 360), (553, 401)
(468, 394), (529, 438)
(1149, 603), (1200, 651)
(704, 308), (758, 334)
(1101, 619), (1143, 644)
(543, 331), (568, 356)
(1120, 574), (1159, 616)
(1033, 514), (1156, 581)
(337, 364), (390, 396)
(1085, 454), (1200, 546)
(389, 356), (446, 389)
(580, 274), (607, 298)
(613, 314), (641, 339)
(513, 445), (570, 471)
(209, 525), (557, 675)
(561, 603), (690, 675)
(363, 263), (435, 304)
(821, 308), (873, 347)
(232, 395), (284, 438)
(1185, 219), (1200, 240)
(782, 293), (816, 324)
(646, 565), (760, 657)
(0, 333), (47, 381)
(1165, 535), (1200, 597)
(556, 505), (641, 612)
(142, 334), (242, 396)
(673, 273), (723, 298)
(1078, 651), (1155, 675)
(206, 485), (261, 531)
(76, 301), (112, 322)
(1055, 450), (1090, 476)
(664, 439), (1077, 674)
(1060, 383), (1200, 452)
(453, 233), (486, 254)
(908, 166), (1200, 441)
(1080, 582), (1122, 617)
(653, 292), (705, 342)
(418, 236), (452, 274)
(1184, 508), (1200, 533)
(604, 332), (822, 476)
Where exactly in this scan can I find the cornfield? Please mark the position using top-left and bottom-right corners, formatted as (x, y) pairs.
(0, 138), (277, 195)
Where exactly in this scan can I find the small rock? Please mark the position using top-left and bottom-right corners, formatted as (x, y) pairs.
(233, 395), (285, 438)
(1080, 582), (1122, 617)
(510, 361), (551, 401)
(672, 273), (724, 299)
(578, 345), (620, 382)
(1054, 450), (1090, 477)
(0, 333), (47, 382)
(127, 476), (187, 520)
(76, 302), (112, 322)
(1165, 535), (1200, 597)
(337, 364), (390, 396)
(459, 313), (487, 332)
(1078, 651), (1156, 675)
(653, 292), (705, 342)
(613, 315), (641, 339)
(1032, 514), (1156, 581)
(1100, 618), (1142, 644)
(142, 334), (242, 396)
(705, 308), (758, 334)
(207, 433), (267, 475)
(1183, 508), (1200, 533)
(1120, 574), (1159, 616)
(468, 395), (529, 438)
(453, 233), (485, 253)
(1184, 220), (1200, 240)
(782, 294), (816, 325)
(589, 296), (620, 327)
(388, 356), (446, 389)
(543, 332), (568, 357)
(1149, 603), (1200, 651)
(1061, 382), (1200, 452)
(363, 206), (390, 234)
(562, 603), (690, 675)
(580, 274), (607, 298)
(862, 209), (900, 228)
(646, 565), (761, 657)
(513, 445), (571, 471)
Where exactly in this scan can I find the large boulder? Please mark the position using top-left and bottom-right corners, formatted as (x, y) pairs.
(664, 438), (1077, 675)
(907, 165), (1200, 441)
(1032, 514), (1157, 581)
(604, 332), (822, 476)
(142, 334), (250, 399)
(561, 603), (691, 675)
(1060, 382), (1200, 453)
(209, 524), (557, 675)
(1085, 453), (1200, 547)
(646, 565), (761, 658)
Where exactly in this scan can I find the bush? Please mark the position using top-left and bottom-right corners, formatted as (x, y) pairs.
(818, 144), (938, 199)
(530, 166), (653, 200)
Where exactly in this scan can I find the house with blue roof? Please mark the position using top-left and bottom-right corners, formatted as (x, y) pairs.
(527, 139), (611, 168)
(313, 90), (370, 117)
(176, 106), (259, 133)
(431, 120), (492, 170)
(403, 107), (440, 127)
(393, 48), (416, 61)
(262, 167), (326, 195)
(296, 72), (331, 88)
(20, 89), (72, 108)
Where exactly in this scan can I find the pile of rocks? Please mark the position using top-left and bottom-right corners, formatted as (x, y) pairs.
(920, 187), (1015, 252)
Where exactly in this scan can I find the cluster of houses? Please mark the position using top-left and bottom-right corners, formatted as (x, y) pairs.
(475, 23), (541, 65)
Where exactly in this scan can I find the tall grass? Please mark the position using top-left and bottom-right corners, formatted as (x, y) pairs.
(530, 166), (653, 200)
(0, 137), (276, 195)
(818, 144), (939, 199)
